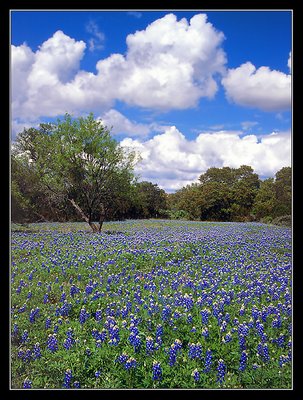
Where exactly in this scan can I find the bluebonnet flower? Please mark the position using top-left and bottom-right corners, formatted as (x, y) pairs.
(60, 292), (66, 302)
(239, 350), (248, 371)
(188, 342), (202, 359)
(256, 320), (264, 337)
(152, 361), (162, 381)
(273, 334), (285, 348)
(116, 352), (129, 365)
(161, 305), (172, 321)
(108, 324), (120, 344)
(45, 317), (52, 329)
(191, 368), (200, 382)
(223, 332), (232, 343)
(202, 327), (209, 339)
(23, 377), (32, 389)
(279, 353), (291, 368)
(43, 294), (49, 304)
(18, 348), (32, 362)
(18, 303), (27, 313)
(128, 332), (141, 352)
(63, 369), (73, 388)
(252, 363), (260, 370)
(21, 330), (29, 343)
(60, 302), (72, 317)
(187, 313), (193, 324)
(73, 381), (80, 388)
(12, 323), (18, 336)
(168, 340), (182, 366)
(183, 293), (194, 310)
(220, 320), (227, 333)
(47, 334), (58, 352)
(79, 307), (90, 324)
(95, 309), (102, 322)
(156, 324), (163, 338)
(262, 343), (270, 362)
(204, 349), (212, 373)
(32, 342), (42, 359)
(238, 334), (246, 350)
(70, 284), (80, 298)
(63, 328), (75, 350)
(95, 370), (101, 378)
(29, 307), (40, 323)
(272, 315), (282, 328)
(85, 284), (93, 295)
(201, 308), (210, 325)
(125, 357), (137, 370)
(217, 359), (226, 384)
(146, 336), (154, 354)
(238, 323), (249, 337)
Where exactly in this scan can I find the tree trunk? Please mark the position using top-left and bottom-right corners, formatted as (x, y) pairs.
(98, 203), (106, 232)
(68, 198), (98, 232)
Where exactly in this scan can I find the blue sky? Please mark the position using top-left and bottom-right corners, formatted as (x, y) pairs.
(11, 10), (292, 192)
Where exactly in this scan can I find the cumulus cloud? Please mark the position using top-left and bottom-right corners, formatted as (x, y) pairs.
(121, 127), (291, 192)
(99, 109), (152, 138)
(11, 13), (227, 125)
(222, 61), (291, 112)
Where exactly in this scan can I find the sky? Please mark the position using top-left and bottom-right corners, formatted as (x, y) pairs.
(11, 10), (292, 192)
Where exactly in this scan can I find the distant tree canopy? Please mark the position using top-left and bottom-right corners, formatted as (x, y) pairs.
(11, 115), (291, 227)
(168, 165), (291, 223)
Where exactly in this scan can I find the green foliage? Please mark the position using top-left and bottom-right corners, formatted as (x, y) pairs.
(12, 113), (138, 230)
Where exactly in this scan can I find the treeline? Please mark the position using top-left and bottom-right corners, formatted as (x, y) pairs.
(11, 113), (291, 228)
(166, 165), (291, 225)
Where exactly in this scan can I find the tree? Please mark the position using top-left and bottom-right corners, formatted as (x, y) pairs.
(274, 167), (291, 216)
(134, 181), (167, 218)
(13, 113), (138, 232)
(168, 183), (202, 220)
(252, 178), (276, 220)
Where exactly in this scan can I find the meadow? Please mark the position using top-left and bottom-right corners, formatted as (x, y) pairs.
(10, 220), (292, 389)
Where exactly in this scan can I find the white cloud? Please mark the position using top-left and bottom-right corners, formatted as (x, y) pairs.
(11, 13), (227, 125)
(85, 20), (105, 52)
(222, 61), (291, 112)
(288, 51), (291, 73)
(99, 109), (151, 138)
(241, 121), (259, 131)
(121, 127), (291, 192)
(127, 11), (142, 19)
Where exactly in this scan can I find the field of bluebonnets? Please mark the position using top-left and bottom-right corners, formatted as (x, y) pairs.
(10, 219), (292, 389)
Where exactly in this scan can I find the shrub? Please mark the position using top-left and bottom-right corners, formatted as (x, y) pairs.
(271, 215), (292, 227)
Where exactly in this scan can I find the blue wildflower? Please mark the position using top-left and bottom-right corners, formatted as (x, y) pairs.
(217, 359), (226, 384)
(146, 336), (154, 354)
(23, 377), (32, 389)
(63, 369), (73, 388)
(239, 350), (248, 371)
(79, 307), (90, 324)
(47, 333), (58, 353)
(204, 349), (212, 373)
(191, 368), (200, 382)
(125, 357), (137, 370)
(152, 361), (162, 381)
